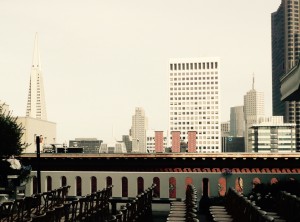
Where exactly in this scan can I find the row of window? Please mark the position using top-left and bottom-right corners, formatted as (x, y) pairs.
(170, 76), (218, 81)
(170, 97), (219, 102)
(170, 127), (219, 133)
(170, 71), (218, 76)
(171, 120), (219, 124)
(170, 86), (218, 91)
(170, 62), (218, 71)
(170, 81), (218, 86)
(170, 110), (219, 115)
(170, 111), (219, 117)
(171, 106), (219, 111)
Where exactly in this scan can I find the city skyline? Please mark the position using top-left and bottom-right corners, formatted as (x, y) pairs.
(0, 1), (280, 143)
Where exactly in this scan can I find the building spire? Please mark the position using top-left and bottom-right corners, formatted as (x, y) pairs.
(32, 33), (41, 69)
(252, 73), (255, 90)
(26, 33), (47, 120)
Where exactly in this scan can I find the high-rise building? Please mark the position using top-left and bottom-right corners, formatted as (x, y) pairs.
(130, 107), (148, 153)
(169, 58), (221, 153)
(230, 106), (245, 137)
(243, 77), (265, 152)
(272, 0), (300, 150)
(26, 33), (47, 120)
(17, 33), (56, 153)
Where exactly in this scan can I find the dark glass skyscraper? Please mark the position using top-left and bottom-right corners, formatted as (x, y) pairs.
(272, 0), (300, 150)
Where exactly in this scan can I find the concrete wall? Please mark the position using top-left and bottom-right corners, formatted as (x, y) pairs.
(17, 117), (56, 153)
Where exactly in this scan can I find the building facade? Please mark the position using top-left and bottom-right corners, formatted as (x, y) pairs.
(230, 106), (245, 137)
(221, 121), (230, 137)
(69, 138), (102, 154)
(222, 136), (245, 152)
(243, 79), (265, 152)
(122, 135), (132, 153)
(130, 107), (148, 153)
(169, 58), (221, 153)
(272, 0), (300, 150)
(250, 122), (296, 153)
(99, 140), (127, 153)
(17, 117), (56, 153)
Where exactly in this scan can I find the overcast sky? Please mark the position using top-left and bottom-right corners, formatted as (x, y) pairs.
(0, 0), (281, 143)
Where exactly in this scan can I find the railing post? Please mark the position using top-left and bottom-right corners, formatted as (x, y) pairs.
(36, 136), (41, 193)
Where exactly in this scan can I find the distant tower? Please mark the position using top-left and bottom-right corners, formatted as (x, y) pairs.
(243, 75), (265, 152)
(130, 107), (148, 153)
(26, 33), (47, 120)
(230, 106), (245, 137)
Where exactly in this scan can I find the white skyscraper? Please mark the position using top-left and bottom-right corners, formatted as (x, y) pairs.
(130, 107), (148, 153)
(17, 33), (56, 153)
(169, 58), (221, 153)
(243, 76), (265, 152)
(26, 33), (47, 120)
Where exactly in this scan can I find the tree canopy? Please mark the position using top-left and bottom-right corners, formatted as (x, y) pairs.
(0, 105), (26, 157)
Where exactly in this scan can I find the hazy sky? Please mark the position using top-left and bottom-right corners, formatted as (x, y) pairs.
(0, 0), (281, 143)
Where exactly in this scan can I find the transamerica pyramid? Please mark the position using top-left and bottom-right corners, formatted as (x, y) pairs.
(25, 33), (47, 120)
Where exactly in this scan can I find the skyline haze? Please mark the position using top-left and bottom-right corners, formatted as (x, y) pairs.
(0, 0), (281, 143)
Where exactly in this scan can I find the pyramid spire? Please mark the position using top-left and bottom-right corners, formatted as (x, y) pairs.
(252, 73), (255, 90)
(26, 33), (47, 120)
(32, 33), (41, 69)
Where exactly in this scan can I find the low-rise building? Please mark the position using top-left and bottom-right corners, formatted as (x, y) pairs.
(250, 120), (296, 153)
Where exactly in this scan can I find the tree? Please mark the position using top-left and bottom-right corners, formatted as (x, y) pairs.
(0, 104), (27, 157)
(0, 104), (29, 187)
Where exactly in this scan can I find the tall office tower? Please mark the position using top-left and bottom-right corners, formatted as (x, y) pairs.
(17, 34), (56, 153)
(243, 77), (265, 152)
(130, 107), (148, 153)
(169, 58), (221, 153)
(272, 0), (300, 150)
(26, 33), (47, 120)
(230, 106), (245, 137)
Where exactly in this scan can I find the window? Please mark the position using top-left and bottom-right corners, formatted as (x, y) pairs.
(76, 176), (82, 196)
(91, 176), (97, 193)
(137, 177), (144, 195)
(122, 177), (128, 197)
(61, 176), (67, 187)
